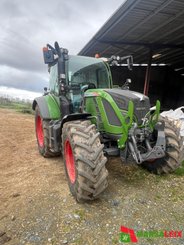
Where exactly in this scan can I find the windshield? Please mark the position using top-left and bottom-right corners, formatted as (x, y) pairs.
(67, 55), (111, 89)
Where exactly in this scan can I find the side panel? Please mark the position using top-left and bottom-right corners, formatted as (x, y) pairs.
(32, 94), (61, 119)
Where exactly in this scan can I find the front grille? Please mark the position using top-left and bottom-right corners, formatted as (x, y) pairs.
(113, 97), (127, 109)
(112, 96), (150, 125)
(133, 100), (150, 124)
(105, 89), (150, 125)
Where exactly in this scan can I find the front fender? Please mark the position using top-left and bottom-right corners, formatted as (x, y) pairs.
(32, 95), (60, 120)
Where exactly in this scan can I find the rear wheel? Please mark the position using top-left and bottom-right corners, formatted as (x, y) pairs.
(62, 120), (108, 202)
(35, 105), (60, 157)
(142, 117), (181, 174)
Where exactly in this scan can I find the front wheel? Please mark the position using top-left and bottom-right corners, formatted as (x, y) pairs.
(62, 120), (108, 202)
(35, 105), (60, 157)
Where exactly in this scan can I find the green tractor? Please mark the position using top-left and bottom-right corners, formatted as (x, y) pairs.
(33, 42), (181, 202)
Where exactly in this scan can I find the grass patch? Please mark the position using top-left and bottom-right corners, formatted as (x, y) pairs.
(74, 209), (86, 220)
(174, 161), (184, 176)
(0, 97), (33, 114)
(155, 194), (161, 199)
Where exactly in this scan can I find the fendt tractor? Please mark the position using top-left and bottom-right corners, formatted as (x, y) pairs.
(33, 42), (182, 202)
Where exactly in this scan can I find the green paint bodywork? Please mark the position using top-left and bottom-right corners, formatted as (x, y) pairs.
(150, 100), (160, 129)
(38, 55), (161, 149)
(84, 89), (134, 148)
(84, 89), (160, 149)
(44, 94), (61, 119)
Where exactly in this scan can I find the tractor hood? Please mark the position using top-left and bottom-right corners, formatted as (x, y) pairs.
(104, 88), (150, 124)
(105, 89), (148, 101)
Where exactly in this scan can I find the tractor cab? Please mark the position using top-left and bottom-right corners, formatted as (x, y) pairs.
(66, 55), (112, 112)
(46, 52), (112, 113)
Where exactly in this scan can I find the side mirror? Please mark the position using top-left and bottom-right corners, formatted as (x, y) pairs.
(43, 87), (48, 95)
(126, 78), (131, 84)
(122, 78), (131, 90)
(43, 47), (54, 64)
(108, 55), (133, 70)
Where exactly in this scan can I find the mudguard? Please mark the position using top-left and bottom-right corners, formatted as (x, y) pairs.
(61, 113), (92, 128)
(32, 95), (60, 120)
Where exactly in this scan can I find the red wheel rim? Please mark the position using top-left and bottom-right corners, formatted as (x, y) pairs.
(64, 140), (76, 184)
(36, 115), (44, 147)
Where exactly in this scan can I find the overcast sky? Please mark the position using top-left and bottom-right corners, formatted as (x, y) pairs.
(0, 0), (123, 93)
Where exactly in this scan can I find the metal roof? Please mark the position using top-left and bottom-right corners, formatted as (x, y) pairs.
(79, 0), (184, 69)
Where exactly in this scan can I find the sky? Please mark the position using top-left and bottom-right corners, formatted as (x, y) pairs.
(0, 0), (124, 97)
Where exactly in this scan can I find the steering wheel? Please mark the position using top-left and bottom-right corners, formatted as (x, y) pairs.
(88, 83), (96, 89)
(81, 83), (96, 94)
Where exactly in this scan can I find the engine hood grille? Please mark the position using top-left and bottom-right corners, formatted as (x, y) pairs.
(105, 89), (150, 124)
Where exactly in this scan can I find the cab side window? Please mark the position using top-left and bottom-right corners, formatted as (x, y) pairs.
(49, 65), (59, 94)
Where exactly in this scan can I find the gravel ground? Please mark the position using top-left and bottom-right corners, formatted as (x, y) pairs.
(0, 108), (184, 245)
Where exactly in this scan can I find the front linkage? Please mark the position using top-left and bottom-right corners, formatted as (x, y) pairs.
(124, 101), (166, 164)
(127, 120), (166, 164)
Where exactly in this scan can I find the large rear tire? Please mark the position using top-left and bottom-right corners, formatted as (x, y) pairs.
(142, 117), (181, 174)
(62, 120), (108, 202)
(35, 105), (60, 157)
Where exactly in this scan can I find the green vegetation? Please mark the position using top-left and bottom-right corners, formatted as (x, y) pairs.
(0, 97), (33, 114)
(74, 209), (86, 220)
(174, 161), (184, 176)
